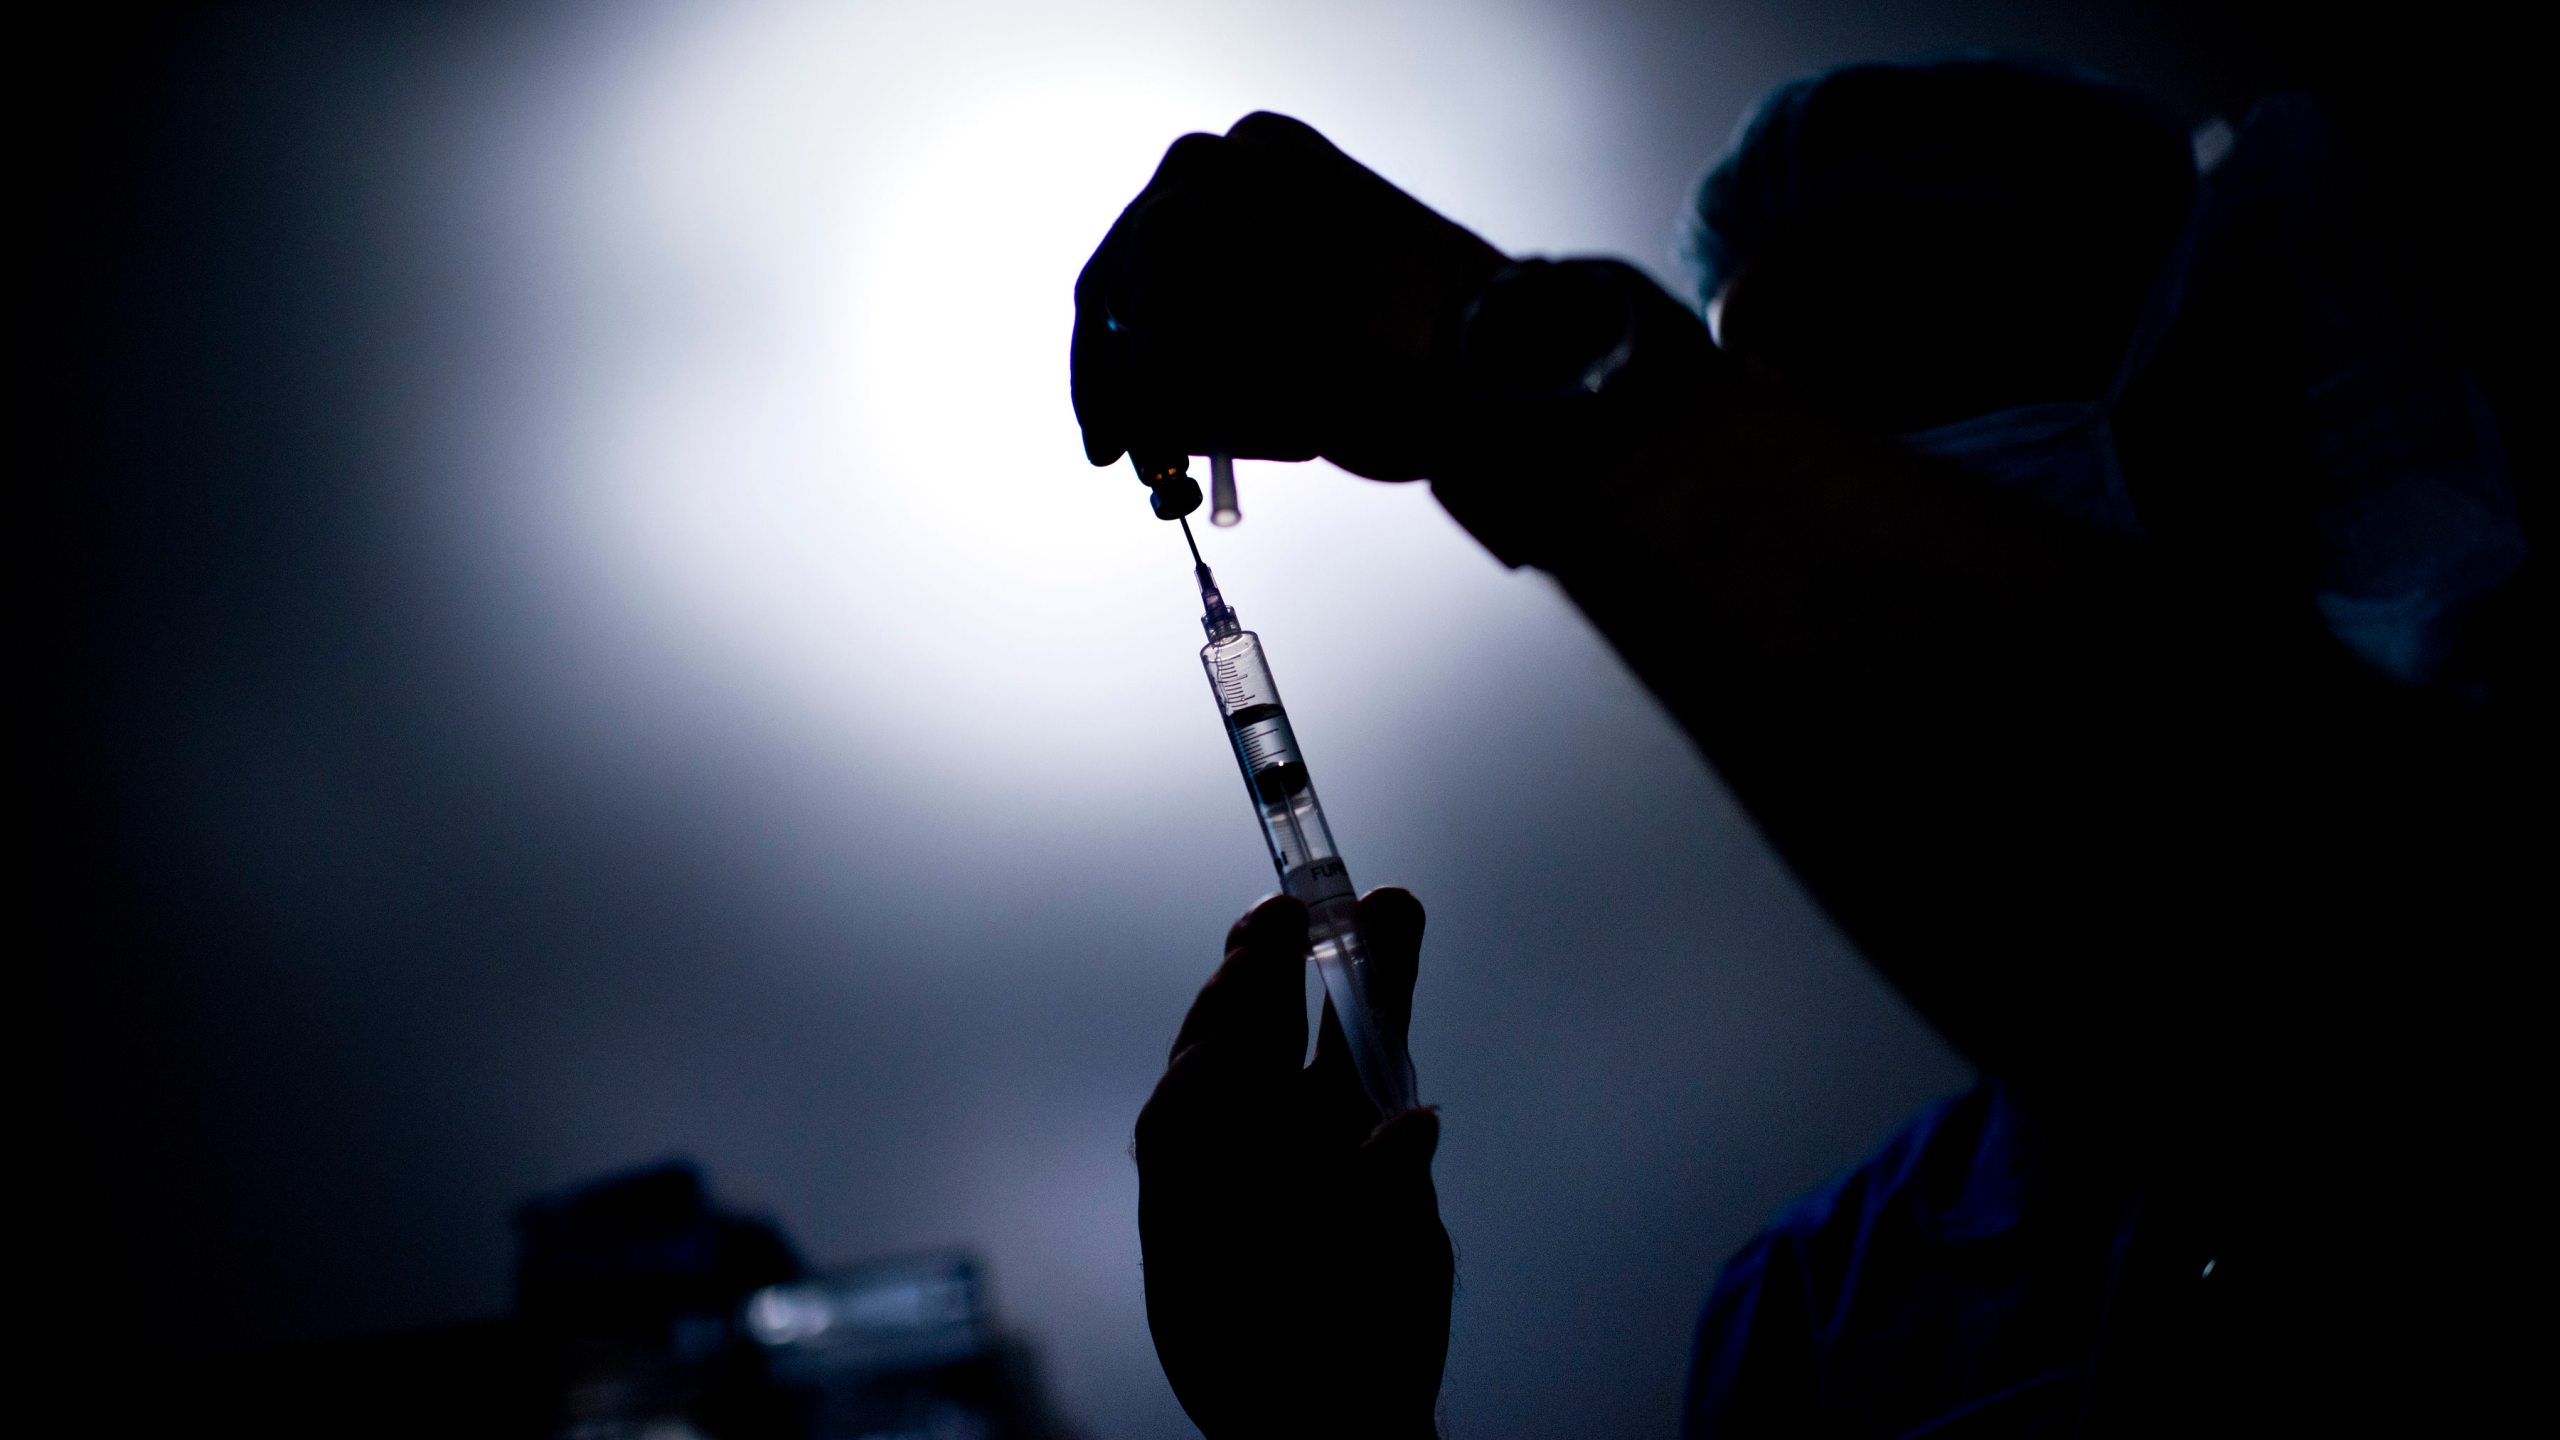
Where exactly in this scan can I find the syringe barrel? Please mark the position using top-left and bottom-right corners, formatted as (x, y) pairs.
(1201, 629), (1419, 1117)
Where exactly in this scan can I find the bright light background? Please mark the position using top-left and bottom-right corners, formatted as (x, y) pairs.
(62, 1), (2255, 1434)
(395, 3), (1964, 1434)
(439, 0), (1639, 828)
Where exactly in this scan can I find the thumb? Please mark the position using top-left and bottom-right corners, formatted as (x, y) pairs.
(1222, 110), (1346, 161)
(1356, 887), (1426, 1043)
(1356, 1105), (1445, 1226)
(1362, 1103), (1440, 1171)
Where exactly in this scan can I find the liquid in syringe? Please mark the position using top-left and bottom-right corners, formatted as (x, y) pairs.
(1183, 518), (1418, 1118)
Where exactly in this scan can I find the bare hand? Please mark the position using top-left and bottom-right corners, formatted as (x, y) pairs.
(1134, 890), (1451, 1438)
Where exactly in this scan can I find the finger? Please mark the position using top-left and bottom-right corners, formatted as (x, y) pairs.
(1145, 129), (1229, 196)
(1072, 219), (1135, 465)
(1073, 132), (1225, 319)
(1168, 894), (1307, 1071)
(1222, 111), (1399, 224)
(1086, 133), (1231, 341)
(1075, 199), (1234, 463)
(1360, 1104), (1440, 1172)
(1222, 893), (1287, 953)
(1355, 1108), (1449, 1271)
(1221, 110), (1343, 161)
(1136, 895), (1310, 1173)
(1070, 297), (1131, 467)
(1133, 1027), (1247, 1178)
(1072, 131), (1228, 466)
(1356, 887), (1426, 1038)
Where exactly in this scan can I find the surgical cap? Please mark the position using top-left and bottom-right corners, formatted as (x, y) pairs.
(1684, 57), (2197, 315)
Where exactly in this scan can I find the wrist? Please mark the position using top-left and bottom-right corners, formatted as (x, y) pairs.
(1429, 259), (1727, 569)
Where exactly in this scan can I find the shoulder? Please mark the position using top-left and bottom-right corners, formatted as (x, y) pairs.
(1684, 1086), (2130, 1436)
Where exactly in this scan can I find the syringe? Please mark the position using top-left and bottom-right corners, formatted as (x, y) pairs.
(1179, 517), (1419, 1118)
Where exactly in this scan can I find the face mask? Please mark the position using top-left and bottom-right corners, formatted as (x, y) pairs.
(1896, 100), (2527, 690)
(1891, 200), (2204, 538)
(1892, 401), (2146, 534)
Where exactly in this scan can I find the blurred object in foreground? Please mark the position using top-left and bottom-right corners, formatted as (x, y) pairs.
(160, 1162), (1076, 1439)
(517, 1159), (805, 1438)
(519, 1160), (1075, 1440)
(746, 1255), (1067, 1439)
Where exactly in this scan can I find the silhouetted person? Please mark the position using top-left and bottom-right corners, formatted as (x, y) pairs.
(1076, 45), (2536, 1440)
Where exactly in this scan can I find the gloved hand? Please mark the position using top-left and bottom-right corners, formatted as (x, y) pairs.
(1072, 112), (1512, 482)
(1134, 889), (1451, 1439)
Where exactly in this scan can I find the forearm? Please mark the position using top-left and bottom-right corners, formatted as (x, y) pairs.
(1429, 295), (2484, 1123)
